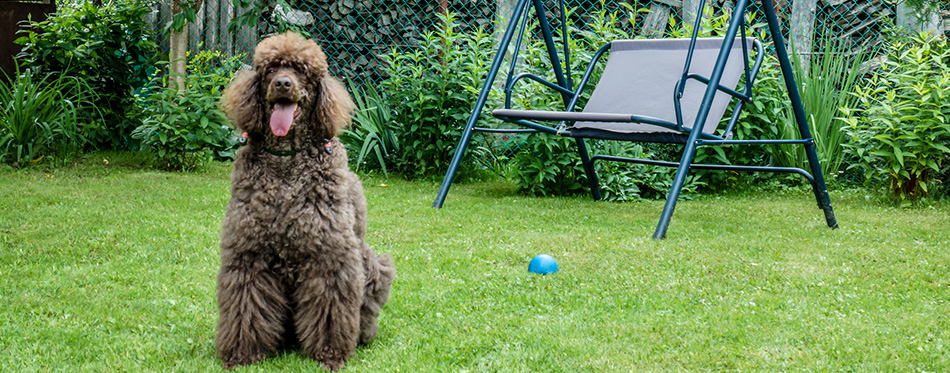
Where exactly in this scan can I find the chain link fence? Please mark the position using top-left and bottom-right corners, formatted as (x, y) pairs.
(144, 0), (947, 170)
(147, 0), (949, 87)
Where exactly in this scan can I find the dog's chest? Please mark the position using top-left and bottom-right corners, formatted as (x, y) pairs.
(256, 167), (348, 251)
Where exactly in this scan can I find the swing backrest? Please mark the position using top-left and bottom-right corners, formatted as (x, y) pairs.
(574, 37), (755, 136)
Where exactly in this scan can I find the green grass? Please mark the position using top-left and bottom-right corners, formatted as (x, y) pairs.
(1, 153), (948, 371)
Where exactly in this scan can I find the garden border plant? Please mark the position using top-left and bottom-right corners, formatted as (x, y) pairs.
(0, 66), (96, 167)
(843, 31), (950, 204)
(380, 11), (496, 180)
(341, 79), (400, 177)
(15, 0), (160, 150)
(768, 31), (865, 179)
(132, 50), (246, 171)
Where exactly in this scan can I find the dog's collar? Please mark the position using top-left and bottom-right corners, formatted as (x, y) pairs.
(262, 139), (332, 157)
(263, 147), (303, 156)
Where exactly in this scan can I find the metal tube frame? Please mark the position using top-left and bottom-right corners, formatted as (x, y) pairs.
(432, 0), (838, 239)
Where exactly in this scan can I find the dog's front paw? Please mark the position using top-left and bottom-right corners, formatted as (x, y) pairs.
(320, 358), (345, 372)
(222, 351), (267, 370)
(312, 350), (347, 371)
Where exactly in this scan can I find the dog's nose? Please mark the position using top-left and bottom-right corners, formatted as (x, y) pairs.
(274, 77), (293, 91)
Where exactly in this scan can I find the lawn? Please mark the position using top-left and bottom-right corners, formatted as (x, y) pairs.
(1, 154), (948, 371)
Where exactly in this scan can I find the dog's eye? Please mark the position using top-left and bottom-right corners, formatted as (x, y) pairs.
(266, 69), (276, 75)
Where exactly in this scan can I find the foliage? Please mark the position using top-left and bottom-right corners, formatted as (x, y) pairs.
(228, 0), (313, 37)
(167, 0), (204, 32)
(898, 0), (946, 19)
(132, 52), (244, 171)
(380, 11), (494, 179)
(842, 32), (950, 204)
(15, 0), (160, 149)
(186, 48), (248, 95)
(767, 33), (865, 179)
(0, 68), (94, 167)
(341, 79), (399, 177)
(596, 142), (702, 201)
(511, 135), (588, 196)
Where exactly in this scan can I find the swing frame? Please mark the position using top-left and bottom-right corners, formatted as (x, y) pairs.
(432, 0), (839, 239)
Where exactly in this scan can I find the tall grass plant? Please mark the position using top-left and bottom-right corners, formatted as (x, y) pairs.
(342, 79), (399, 177)
(0, 68), (94, 166)
(771, 33), (864, 177)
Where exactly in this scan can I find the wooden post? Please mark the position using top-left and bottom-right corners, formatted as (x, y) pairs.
(681, 0), (702, 29)
(789, 0), (817, 70)
(896, 2), (941, 34)
(640, 2), (672, 37)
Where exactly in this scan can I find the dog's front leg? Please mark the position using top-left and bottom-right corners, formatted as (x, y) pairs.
(295, 259), (363, 371)
(216, 256), (288, 369)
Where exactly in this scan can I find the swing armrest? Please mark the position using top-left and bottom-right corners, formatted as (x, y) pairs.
(502, 43), (613, 112)
(504, 73), (576, 109)
(671, 37), (764, 134)
(674, 38), (763, 103)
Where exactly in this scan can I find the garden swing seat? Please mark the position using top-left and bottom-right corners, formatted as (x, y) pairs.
(433, 0), (840, 239)
(492, 37), (759, 145)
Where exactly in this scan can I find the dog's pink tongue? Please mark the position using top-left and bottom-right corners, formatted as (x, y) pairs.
(270, 103), (297, 136)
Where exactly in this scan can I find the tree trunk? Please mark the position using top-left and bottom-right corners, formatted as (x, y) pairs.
(170, 27), (188, 93)
(169, 0), (204, 93)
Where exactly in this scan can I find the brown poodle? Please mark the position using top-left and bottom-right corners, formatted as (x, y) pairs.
(216, 32), (395, 371)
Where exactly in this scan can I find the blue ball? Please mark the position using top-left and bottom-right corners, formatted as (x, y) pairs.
(528, 254), (558, 275)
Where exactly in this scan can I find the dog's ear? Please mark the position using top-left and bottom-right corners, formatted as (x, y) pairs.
(316, 76), (354, 138)
(221, 70), (264, 135)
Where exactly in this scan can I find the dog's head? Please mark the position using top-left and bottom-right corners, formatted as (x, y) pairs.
(221, 32), (353, 142)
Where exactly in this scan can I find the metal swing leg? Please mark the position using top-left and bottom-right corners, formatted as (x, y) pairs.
(432, 0), (531, 208)
(653, 0), (748, 239)
(575, 138), (602, 201)
(761, 0), (839, 229)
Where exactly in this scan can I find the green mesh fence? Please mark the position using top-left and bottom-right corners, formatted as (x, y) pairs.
(145, 0), (949, 168)
(148, 0), (949, 85)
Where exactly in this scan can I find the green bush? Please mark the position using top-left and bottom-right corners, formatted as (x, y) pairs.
(511, 135), (588, 196)
(15, 0), (160, 149)
(132, 52), (244, 171)
(0, 68), (94, 166)
(596, 142), (703, 201)
(380, 11), (495, 179)
(842, 32), (950, 204)
(185, 48), (248, 95)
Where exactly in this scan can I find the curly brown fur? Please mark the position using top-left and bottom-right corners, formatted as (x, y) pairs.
(216, 32), (395, 371)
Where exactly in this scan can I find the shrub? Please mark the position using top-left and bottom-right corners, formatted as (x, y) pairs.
(380, 11), (495, 179)
(15, 0), (160, 149)
(596, 142), (703, 201)
(842, 32), (950, 204)
(511, 135), (588, 196)
(0, 68), (94, 167)
(132, 52), (244, 171)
